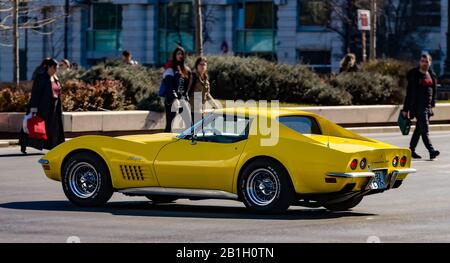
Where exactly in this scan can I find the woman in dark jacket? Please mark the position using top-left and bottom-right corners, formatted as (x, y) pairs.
(163, 46), (191, 132)
(19, 58), (65, 153)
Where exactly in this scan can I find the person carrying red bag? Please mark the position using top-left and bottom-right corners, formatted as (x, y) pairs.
(19, 58), (65, 154)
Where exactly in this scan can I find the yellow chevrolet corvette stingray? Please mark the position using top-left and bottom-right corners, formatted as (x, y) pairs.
(39, 108), (415, 213)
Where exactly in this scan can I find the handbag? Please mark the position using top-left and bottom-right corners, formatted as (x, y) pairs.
(397, 111), (411, 136)
(27, 115), (48, 140)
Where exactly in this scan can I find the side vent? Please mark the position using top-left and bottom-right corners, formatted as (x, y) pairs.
(120, 165), (145, 181)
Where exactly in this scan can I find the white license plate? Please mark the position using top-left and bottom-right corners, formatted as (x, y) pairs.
(369, 171), (387, 190)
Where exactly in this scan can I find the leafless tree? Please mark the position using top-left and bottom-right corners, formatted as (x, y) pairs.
(0, 0), (63, 87)
(325, 0), (426, 60)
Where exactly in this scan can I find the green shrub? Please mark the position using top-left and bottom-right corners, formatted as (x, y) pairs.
(58, 68), (86, 85)
(136, 93), (165, 112)
(362, 59), (414, 103)
(196, 56), (352, 105)
(80, 60), (163, 111)
(330, 72), (398, 105)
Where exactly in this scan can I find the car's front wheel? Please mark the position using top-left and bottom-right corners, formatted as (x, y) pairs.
(62, 152), (113, 207)
(323, 196), (363, 211)
(239, 159), (294, 214)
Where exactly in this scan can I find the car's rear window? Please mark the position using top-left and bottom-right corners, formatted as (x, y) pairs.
(278, 116), (322, 135)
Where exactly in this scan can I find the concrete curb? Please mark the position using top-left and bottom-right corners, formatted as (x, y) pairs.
(0, 139), (18, 148)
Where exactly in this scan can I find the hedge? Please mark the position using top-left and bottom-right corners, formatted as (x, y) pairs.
(201, 56), (352, 105)
(0, 57), (413, 112)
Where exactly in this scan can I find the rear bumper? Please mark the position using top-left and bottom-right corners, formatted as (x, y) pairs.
(327, 168), (416, 190)
(327, 168), (416, 178)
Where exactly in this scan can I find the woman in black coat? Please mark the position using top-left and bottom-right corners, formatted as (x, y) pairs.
(19, 58), (65, 153)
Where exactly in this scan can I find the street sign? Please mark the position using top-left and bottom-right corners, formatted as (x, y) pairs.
(358, 9), (371, 31)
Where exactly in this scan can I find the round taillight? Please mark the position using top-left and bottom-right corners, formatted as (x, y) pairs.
(360, 158), (367, 169)
(350, 159), (358, 170)
(392, 156), (399, 167)
(400, 156), (407, 167)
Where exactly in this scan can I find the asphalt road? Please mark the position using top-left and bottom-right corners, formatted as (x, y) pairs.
(0, 132), (449, 243)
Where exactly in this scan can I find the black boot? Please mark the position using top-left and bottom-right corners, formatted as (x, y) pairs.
(430, 150), (440, 160)
(411, 151), (422, 159)
(20, 144), (27, 155)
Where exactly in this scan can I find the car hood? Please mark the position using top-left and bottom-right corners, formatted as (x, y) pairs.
(116, 133), (178, 144)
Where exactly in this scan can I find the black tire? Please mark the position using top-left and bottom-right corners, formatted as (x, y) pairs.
(145, 196), (178, 204)
(239, 159), (294, 214)
(62, 152), (113, 207)
(323, 196), (363, 211)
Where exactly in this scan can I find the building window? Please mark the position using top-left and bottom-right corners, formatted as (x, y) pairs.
(297, 50), (331, 74)
(158, 2), (195, 65)
(87, 3), (122, 52)
(413, 0), (440, 28)
(235, 1), (277, 61)
(298, 0), (329, 28)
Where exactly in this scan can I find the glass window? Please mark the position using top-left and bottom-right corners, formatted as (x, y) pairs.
(235, 2), (277, 60)
(87, 4), (122, 52)
(298, 0), (329, 27)
(297, 50), (331, 74)
(278, 116), (322, 135)
(245, 3), (274, 29)
(93, 4), (122, 30)
(413, 0), (440, 28)
(179, 114), (250, 143)
(158, 2), (195, 65)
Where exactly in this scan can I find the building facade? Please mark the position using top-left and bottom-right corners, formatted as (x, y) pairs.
(0, 0), (446, 81)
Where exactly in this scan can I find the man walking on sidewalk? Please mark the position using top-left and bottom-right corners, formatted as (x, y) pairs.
(402, 53), (440, 160)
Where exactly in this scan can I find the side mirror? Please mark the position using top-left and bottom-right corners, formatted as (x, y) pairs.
(191, 132), (197, 145)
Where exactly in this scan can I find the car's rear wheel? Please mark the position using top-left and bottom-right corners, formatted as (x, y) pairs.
(239, 159), (294, 214)
(145, 196), (178, 204)
(323, 196), (363, 211)
(62, 152), (113, 207)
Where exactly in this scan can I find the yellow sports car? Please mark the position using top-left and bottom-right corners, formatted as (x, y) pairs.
(39, 108), (415, 213)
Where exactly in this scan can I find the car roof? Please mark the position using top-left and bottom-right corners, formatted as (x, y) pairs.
(214, 107), (318, 118)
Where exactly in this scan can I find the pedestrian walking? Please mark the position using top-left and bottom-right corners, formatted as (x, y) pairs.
(339, 53), (359, 73)
(122, 50), (139, 65)
(59, 59), (71, 71)
(187, 57), (219, 125)
(402, 53), (440, 160)
(163, 46), (191, 132)
(19, 58), (65, 153)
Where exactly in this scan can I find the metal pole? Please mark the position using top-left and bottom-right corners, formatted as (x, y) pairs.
(64, 0), (69, 59)
(13, 0), (19, 88)
(194, 0), (203, 56)
(362, 31), (367, 62)
(369, 0), (376, 60)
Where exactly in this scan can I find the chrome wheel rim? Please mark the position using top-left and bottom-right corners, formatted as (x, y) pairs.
(245, 168), (280, 206)
(68, 162), (99, 199)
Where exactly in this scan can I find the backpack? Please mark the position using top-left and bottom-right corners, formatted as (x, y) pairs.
(159, 68), (174, 97)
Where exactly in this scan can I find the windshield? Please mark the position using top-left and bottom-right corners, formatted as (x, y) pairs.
(176, 113), (215, 139)
(177, 113), (251, 143)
